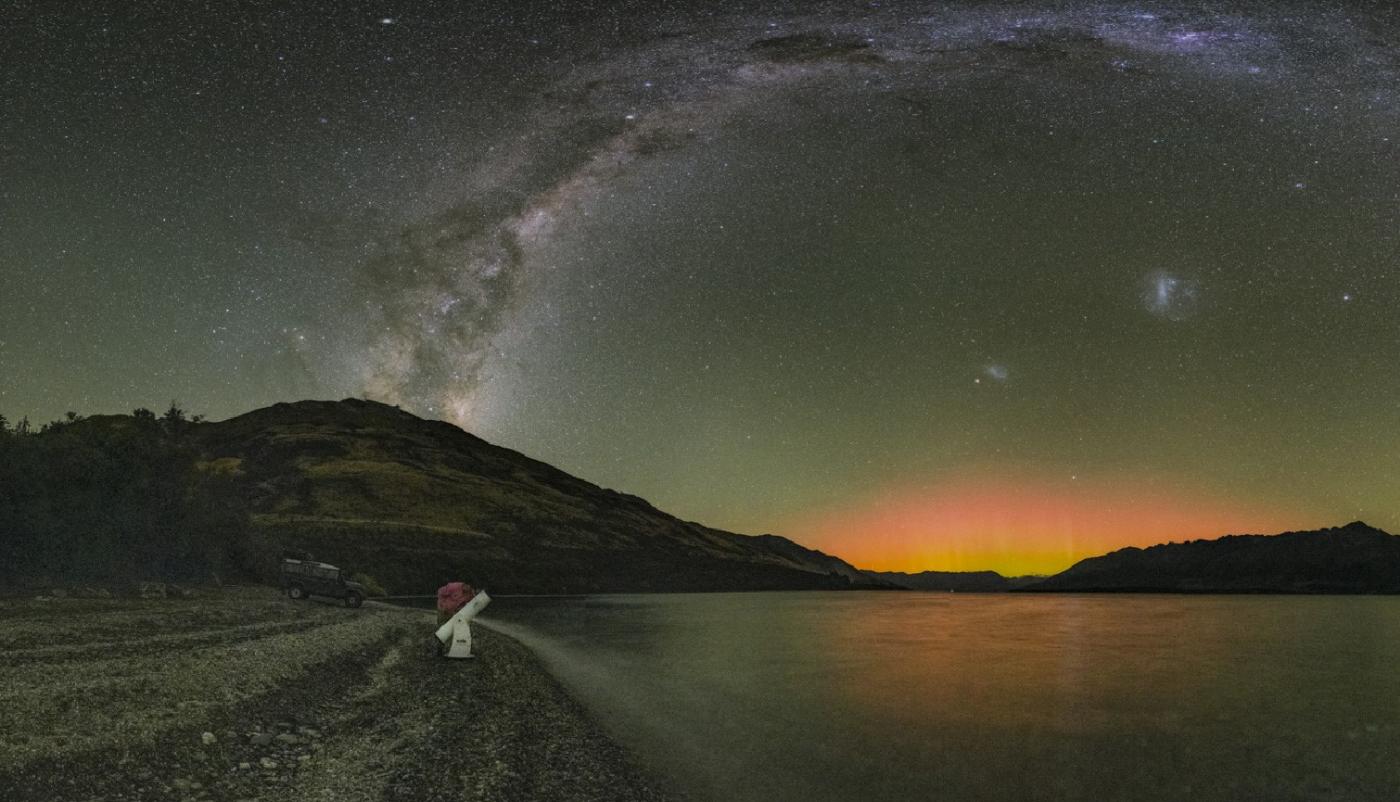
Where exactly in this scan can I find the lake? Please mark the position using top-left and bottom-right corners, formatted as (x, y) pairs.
(481, 592), (1400, 802)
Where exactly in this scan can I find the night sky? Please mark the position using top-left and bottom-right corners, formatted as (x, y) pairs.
(5, 1), (1399, 574)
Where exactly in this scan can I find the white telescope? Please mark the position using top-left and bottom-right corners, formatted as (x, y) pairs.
(434, 590), (491, 658)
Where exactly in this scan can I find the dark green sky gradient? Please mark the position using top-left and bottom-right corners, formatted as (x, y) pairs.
(485, 70), (1400, 532)
(4, 1), (1398, 555)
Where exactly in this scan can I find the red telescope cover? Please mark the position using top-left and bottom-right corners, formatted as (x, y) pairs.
(436, 582), (474, 615)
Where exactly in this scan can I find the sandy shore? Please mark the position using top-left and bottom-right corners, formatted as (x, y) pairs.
(0, 587), (673, 802)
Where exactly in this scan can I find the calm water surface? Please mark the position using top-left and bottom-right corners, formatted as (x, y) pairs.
(481, 593), (1400, 802)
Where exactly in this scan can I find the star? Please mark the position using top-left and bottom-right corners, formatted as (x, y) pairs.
(9, 0), (1400, 581)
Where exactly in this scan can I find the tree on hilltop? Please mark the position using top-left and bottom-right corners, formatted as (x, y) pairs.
(0, 404), (249, 586)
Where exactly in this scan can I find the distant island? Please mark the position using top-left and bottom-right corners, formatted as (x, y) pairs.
(3, 398), (1397, 596)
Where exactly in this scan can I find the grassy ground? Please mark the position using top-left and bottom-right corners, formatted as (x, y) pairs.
(0, 587), (673, 802)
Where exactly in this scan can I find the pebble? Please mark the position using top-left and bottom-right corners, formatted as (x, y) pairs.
(250, 732), (273, 746)
(275, 733), (300, 745)
(201, 731), (217, 746)
(260, 758), (279, 770)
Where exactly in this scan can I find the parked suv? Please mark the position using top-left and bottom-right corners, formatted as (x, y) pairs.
(279, 557), (366, 608)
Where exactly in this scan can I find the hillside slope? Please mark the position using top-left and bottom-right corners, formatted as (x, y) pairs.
(193, 399), (883, 594)
(1028, 521), (1400, 593)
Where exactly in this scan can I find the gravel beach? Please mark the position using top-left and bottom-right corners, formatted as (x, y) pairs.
(0, 587), (674, 802)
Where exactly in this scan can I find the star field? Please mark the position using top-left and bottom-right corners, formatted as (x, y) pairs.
(3, 0), (1399, 572)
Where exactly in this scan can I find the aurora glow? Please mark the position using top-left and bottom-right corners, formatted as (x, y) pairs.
(786, 471), (1315, 575)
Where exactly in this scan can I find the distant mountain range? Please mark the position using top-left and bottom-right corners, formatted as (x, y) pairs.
(862, 569), (1041, 592)
(190, 399), (891, 594)
(1026, 521), (1400, 593)
(12, 398), (1395, 596)
(870, 522), (1400, 594)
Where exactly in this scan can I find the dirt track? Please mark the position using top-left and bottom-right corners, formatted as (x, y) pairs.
(0, 588), (673, 802)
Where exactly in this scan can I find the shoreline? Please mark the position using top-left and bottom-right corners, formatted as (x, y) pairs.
(0, 587), (672, 802)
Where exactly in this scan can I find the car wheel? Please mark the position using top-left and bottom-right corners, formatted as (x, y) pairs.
(287, 585), (306, 600)
(345, 592), (363, 609)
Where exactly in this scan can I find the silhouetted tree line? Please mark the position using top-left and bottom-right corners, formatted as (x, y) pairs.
(0, 403), (248, 588)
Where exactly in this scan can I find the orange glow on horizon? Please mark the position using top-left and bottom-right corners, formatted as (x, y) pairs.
(786, 472), (1316, 577)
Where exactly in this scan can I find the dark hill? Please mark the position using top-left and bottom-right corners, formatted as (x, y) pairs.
(1027, 521), (1400, 593)
(191, 398), (886, 594)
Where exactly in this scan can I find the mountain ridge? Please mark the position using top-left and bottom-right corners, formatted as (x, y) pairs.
(1025, 520), (1400, 593)
(7, 397), (1389, 596)
(190, 398), (890, 594)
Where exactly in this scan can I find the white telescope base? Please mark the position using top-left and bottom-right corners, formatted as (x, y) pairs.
(435, 591), (491, 659)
